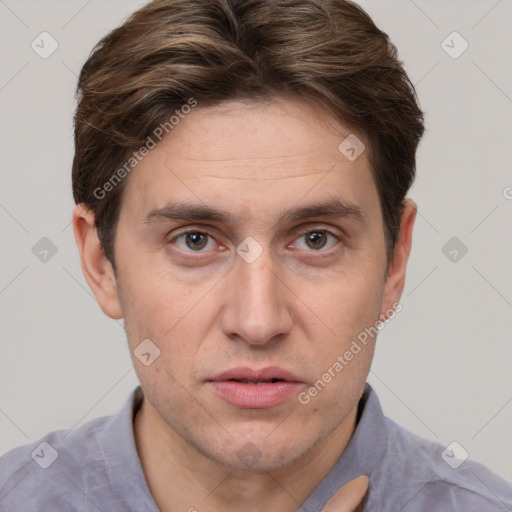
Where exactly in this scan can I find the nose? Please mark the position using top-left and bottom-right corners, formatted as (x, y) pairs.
(220, 245), (293, 346)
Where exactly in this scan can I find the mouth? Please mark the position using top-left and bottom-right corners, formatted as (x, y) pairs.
(206, 366), (304, 408)
(226, 378), (285, 384)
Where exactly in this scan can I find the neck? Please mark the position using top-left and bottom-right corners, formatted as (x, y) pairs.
(134, 400), (357, 512)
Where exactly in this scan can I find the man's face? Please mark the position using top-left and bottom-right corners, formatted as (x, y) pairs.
(110, 96), (396, 471)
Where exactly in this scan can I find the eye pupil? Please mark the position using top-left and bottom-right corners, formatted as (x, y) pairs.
(306, 231), (327, 250)
(186, 232), (208, 250)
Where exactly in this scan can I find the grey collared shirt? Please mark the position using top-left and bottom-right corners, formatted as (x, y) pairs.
(1, 384), (511, 511)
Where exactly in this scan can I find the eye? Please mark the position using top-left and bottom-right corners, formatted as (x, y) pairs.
(293, 230), (339, 251)
(173, 231), (217, 252)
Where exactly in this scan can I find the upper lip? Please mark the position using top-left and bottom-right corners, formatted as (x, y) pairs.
(208, 366), (303, 383)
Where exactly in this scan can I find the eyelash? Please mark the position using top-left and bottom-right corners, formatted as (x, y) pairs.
(168, 227), (341, 260)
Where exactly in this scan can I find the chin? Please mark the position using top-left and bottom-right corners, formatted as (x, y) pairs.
(212, 432), (315, 473)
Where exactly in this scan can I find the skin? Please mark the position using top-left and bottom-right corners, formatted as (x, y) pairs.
(322, 476), (369, 512)
(73, 96), (415, 512)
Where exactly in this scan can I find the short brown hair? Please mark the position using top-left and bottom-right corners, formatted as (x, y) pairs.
(72, 0), (424, 266)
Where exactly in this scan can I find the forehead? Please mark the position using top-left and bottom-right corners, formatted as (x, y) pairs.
(120, 96), (378, 222)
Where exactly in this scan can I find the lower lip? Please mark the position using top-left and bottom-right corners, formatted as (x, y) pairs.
(207, 381), (302, 408)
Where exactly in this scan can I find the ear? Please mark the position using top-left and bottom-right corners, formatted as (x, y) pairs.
(72, 204), (123, 319)
(380, 199), (416, 318)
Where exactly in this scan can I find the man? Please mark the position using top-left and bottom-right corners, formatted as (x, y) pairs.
(1, 0), (511, 510)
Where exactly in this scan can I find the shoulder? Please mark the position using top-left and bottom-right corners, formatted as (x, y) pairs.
(370, 416), (512, 512)
(0, 415), (111, 511)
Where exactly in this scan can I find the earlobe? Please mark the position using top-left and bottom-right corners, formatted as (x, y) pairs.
(72, 204), (123, 319)
(380, 200), (417, 315)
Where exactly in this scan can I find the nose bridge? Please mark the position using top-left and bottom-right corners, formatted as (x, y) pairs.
(221, 241), (292, 345)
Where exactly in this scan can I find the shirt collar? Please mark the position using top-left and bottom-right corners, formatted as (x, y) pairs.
(98, 383), (384, 511)
(300, 383), (387, 511)
(97, 386), (160, 511)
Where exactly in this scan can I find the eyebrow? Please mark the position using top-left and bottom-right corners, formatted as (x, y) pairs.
(144, 198), (365, 227)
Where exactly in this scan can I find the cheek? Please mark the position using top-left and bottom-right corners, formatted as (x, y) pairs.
(345, 278), (384, 333)
(117, 266), (212, 382)
(318, 267), (385, 343)
(116, 250), (189, 332)
(118, 280), (168, 344)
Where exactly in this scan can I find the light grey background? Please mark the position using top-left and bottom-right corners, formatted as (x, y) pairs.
(1, 0), (511, 482)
